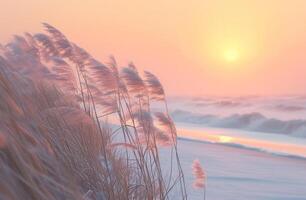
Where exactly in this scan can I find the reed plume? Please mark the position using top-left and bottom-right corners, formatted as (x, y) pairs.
(0, 23), (200, 200)
(144, 71), (165, 101)
(192, 159), (207, 200)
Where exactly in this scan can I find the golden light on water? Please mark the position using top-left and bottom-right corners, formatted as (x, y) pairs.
(218, 136), (233, 143)
(178, 128), (306, 158)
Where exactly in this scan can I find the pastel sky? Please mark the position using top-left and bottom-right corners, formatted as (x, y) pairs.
(2, 0), (306, 96)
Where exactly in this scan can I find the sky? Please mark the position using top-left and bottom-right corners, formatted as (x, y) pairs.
(1, 0), (306, 96)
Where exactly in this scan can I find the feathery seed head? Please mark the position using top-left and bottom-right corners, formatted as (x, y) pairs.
(144, 71), (165, 101)
(192, 159), (206, 189)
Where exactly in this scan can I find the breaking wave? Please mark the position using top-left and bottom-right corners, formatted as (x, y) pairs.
(172, 110), (306, 137)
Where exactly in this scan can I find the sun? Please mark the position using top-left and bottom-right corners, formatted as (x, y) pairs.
(224, 48), (239, 62)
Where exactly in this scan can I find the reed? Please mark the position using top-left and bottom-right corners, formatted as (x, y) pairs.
(192, 159), (207, 200)
(0, 23), (205, 199)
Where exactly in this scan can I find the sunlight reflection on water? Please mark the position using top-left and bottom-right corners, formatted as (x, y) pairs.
(177, 125), (306, 158)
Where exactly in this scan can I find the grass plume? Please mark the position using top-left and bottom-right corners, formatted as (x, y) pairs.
(0, 23), (202, 200)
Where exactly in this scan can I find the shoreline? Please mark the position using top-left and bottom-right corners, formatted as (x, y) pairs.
(176, 123), (306, 159)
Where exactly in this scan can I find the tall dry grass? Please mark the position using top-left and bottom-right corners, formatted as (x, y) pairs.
(0, 23), (190, 199)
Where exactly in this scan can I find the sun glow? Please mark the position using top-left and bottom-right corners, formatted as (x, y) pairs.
(224, 48), (239, 62)
(198, 36), (253, 69)
(192, 21), (262, 71)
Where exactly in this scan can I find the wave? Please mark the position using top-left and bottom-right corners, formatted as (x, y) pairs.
(269, 104), (306, 112)
(178, 137), (306, 161)
(193, 100), (250, 108)
(172, 110), (306, 137)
